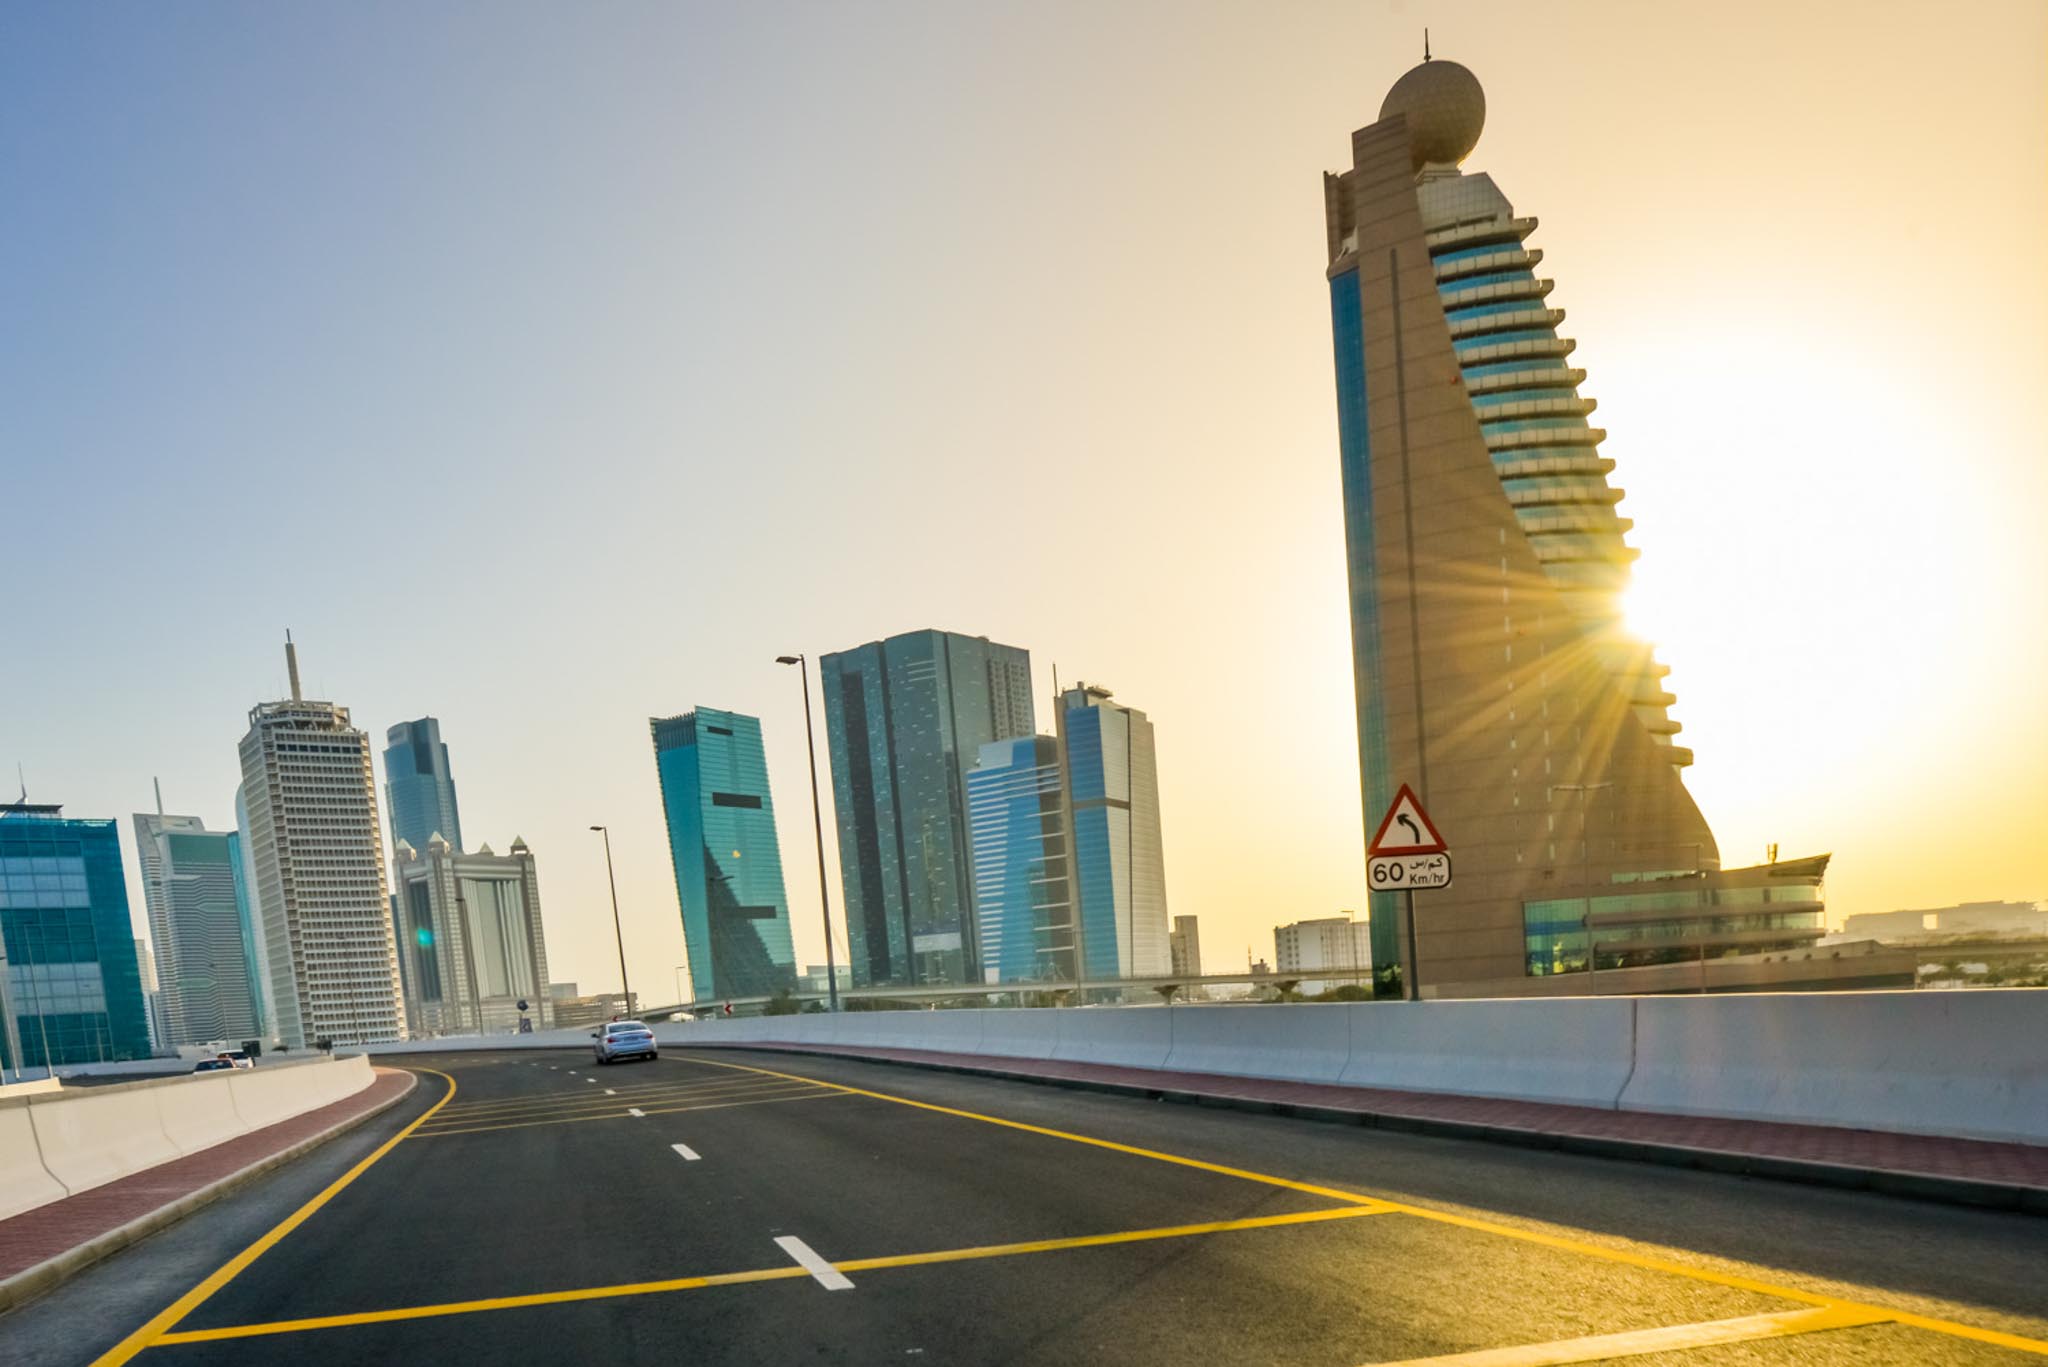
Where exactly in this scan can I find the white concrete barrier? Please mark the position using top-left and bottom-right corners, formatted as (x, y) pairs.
(1621, 990), (2048, 1145)
(29, 1086), (179, 1197)
(0, 1105), (67, 1220)
(1341, 998), (1636, 1107)
(1052, 1007), (1173, 1070)
(154, 1072), (250, 1154)
(978, 1008), (1061, 1061)
(226, 1056), (373, 1131)
(1164, 1004), (1354, 1083)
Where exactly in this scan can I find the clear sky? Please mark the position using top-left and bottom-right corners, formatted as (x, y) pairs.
(4, 1), (2043, 1000)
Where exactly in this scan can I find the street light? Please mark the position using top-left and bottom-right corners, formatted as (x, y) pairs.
(1549, 783), (1614, 994)
(589, 825), (633, 1018)
(674, 964), (689, 1010)
(777, 653), (840, 1013)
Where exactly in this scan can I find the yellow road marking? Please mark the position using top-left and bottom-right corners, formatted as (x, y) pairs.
(428, 1062), (782, 1113)
(678, 1052), (2048, 1358)
(1366, 1303), (1892, 1365)
(89, 1066), (458, 1367)
(420, 1077), (819, 1124)
(407, 1088), (847, 1138)
(149, 1204), (1393, 1344)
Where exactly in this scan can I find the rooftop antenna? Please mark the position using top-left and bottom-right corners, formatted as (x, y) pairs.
(1423, 28), (1431, 61)
(14, 764), (24, 805)
(285, 629), (303, 702)
(154, 777), (164, 817)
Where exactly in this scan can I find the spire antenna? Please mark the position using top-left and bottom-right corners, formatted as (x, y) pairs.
(285, 629), (303, 702)
(154, 777), (164, 816)
(1424, 28), (1431, 61)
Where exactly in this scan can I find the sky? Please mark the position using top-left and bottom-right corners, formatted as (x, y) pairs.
(3, 0), (2043, 1002)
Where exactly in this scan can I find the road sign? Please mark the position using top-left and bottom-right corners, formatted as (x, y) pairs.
(1368, 784), (1448, 856)
(1369, 851), (1452, 891)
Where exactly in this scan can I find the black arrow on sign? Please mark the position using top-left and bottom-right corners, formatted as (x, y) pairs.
(1396, 813), (1422, 845)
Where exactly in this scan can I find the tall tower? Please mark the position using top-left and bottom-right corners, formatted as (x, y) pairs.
(236, 638), (405, 1045)
(819, 629), (1035, 986)
(965, 735), (1074, 984)
(384, 717), (463, 855)
(650, 708), (797, 1000)
(1324, 58), (1719, 996)
(1056, 684), (1171, 981)
(133, 806), (263, 1046)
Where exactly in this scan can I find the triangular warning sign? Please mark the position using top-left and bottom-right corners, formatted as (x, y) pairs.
(1368, 783), (1448, 856)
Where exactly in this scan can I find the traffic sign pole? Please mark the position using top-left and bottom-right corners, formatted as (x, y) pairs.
(1405, 887), (1420, 1003)
(1367, 783), (1450, 1004)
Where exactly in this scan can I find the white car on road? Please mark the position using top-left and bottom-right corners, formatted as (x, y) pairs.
(592, 1020), (658, 1065)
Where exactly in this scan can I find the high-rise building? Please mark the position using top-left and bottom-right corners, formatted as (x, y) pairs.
(0, 802), (151, 1068)
(135, 938), (169, 1051)
(383, 717), (463, 855)
(391, 834), (552, 1036)
(967, 736), (1075, 984)
(133, 805), (263, 1046)
(1058, 684), (1171, 981)
(1322, 58), (1834, 997)
(1169, 914), (1203, 980)
(236, 638), (405, 1046)
(821, 629), (1035, 986)
(1274, 915), (1373, 997)
(651, 708), (797, 1000)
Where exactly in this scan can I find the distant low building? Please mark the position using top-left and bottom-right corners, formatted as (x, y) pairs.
(391, 835), (553, 1037)
(547, 981), (579, 1000)
(553, 991), (639, 1028)
(1843, 900), (2048, 940)
(1274, 916), (1372, 996)
(1169, 915), (1202, 979)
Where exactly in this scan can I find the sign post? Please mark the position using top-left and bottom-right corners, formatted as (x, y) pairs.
(1367, 784), (1451, 1002)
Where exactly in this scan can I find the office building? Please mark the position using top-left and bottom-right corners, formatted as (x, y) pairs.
(553, 990), (639, 1029)
(236, 638), (405, 1046)
(0, 802), (151, 1068)
(136, 938), (169, 1051)
(651, 708), (797, 1000)
(133, 806), (263, 1046)
(1169, 915), (1203, 979)
(967, 736), (1075, 984)
(821, 630), (1035, 986)
(1322, 57), (1844, 996)
(1274, 916), (1373, 997)
(391, 834), (552, 1036)
(1058, 684), (1171, 981)
(384, 717), (463, 855)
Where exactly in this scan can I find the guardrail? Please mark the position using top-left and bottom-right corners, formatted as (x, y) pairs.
(0, 1054), (375, 1222)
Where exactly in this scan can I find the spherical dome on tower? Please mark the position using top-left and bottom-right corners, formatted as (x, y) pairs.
(1379, 59), (1485, 170)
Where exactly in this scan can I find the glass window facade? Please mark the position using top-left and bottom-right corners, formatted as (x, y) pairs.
(966, 737), (1073, 984)
(384, 717), (463, 854)
(652, 709), (796, 1000)
(1523, 879), (1827, 976)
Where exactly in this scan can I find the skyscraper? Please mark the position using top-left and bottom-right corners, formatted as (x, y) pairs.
(821, 629), (1035, 986)
(1324, 58), (1832, 997)
(384, 717), (463, 855)
(0, 802), (151, 1068)
(391, 834), (552, 1036)
(237, 638), (405, 1046)
(966, 736), (1074, 984)
(1169, 914), (1203, 980)
(134, 803), (263, 1046)
(1057, 684), (1170, 981)
(651, 708), (797, 1000)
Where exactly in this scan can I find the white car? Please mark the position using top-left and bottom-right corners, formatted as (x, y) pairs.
(215, 1050), (254, 1070)
(592, 1020), (658, 1065)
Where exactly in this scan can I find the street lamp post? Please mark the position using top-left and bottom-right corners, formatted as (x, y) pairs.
(777, 653), (840, 1013)
(674, 964), (688, 1009)
(589, 825), (633, 1019)
(1549, 783), (1614, 994)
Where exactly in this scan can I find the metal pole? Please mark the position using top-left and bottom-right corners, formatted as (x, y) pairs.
(1403, 887), (1420, 1002)
(592, 826), (632, 1017)
(783, 654), (839, 1013)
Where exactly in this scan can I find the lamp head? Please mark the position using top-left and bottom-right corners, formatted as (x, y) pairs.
(775, 655), (801, 665)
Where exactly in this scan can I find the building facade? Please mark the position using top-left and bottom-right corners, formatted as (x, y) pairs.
(133, 811), (263, 1046)
(391, 835), (552, 1036)
(651, 708), (797, 1000)
(1169, 914), (1203, 980)
(236, 640), (405, 1046)
(0, 803), (151, 1068)
(1274, 916), (1373, 997)
(1322, 58), (1845, 997)
(967, 736), (1075, 984)
(1058, 684), (1171, 981)
(384, 717), (463, 855)
(821, 630), (1035, 986)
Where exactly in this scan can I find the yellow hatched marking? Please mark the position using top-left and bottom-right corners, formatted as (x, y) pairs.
(148, 1205), (1393, 1344)
(1367, 1303), (1892, 1365)
(419, 1078), (818, 1126)
(407, 1087), (846, 1138)
(89, 1067), (458, 1367)
(430, 1067), (791, 1115)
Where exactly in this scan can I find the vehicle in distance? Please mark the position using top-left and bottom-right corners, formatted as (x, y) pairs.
(592, 1021), (658, 1065)
(192, 1058), (234, 1073)
(216, 1050), (254, 1069)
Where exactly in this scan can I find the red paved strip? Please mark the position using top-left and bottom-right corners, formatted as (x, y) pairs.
(0, 1066), (417, 1284)
(702, 1043), (2048, 1197)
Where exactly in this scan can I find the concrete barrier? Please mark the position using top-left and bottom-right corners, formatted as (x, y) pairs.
(29, 1085), (179, 1197)
(1052, 1007), (1173, 1070)
(227, 1056), (372, 1131)
(154, 1072), (250, 1155)
(1164, 1004), (1354, 1083)
(1341, 998), (1636, 1107)
(1622, 990), (2048, 1145)
(977, 1008), (1061, 1061)
(0, 1106), (67, 1220)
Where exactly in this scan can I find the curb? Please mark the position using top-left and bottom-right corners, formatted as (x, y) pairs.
(0, 1070), (421, 1318)
(685, 1042), (2048, 1217)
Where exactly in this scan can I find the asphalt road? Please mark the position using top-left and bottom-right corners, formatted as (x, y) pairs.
(7, 1046), (2047, 1365)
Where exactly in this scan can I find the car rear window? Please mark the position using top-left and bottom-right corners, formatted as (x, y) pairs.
(610, 1022), (648, 1034)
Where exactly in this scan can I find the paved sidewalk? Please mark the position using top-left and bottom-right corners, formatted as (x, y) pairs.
(697, 1042), (2048, 1212)
(0, 1066), (418, 1309)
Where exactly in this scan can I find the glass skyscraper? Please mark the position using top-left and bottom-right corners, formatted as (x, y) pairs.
(0, 803), (151, 1068)
(133, 810), (263, 1046)
(1058, 685), (1171, 981)
(966, 736), (1073, 984)
(820, 629), (1035, 986)
(651, 708), (797, 1000)
(384, 717), (463, 854)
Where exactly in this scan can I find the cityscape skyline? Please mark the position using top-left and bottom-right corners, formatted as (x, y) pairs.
(5, 3), (2043, 1004)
